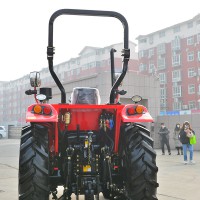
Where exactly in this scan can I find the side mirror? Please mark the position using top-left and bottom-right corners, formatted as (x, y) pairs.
(30, 71), (41, 87)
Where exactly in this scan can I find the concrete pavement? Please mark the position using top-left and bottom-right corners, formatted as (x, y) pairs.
(0, 139), (200, 200)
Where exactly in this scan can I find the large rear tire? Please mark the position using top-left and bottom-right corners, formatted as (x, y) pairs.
(18, 123), (50, 200)
(85, 194), (94, 200)
(119, 123), (159, 200)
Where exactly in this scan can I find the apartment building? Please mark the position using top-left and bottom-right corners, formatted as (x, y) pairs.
(136, 14), (200, 114)
(0, 41), (160, 130)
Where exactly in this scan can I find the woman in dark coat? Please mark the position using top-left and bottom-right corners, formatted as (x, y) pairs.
(179, 121), (195, 164)
(173, 123), (183, 155)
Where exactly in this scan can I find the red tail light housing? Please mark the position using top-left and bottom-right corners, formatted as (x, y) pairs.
(127, 105), (144, 115)
(32, 105), (52, 115)
(43, 106), (52, 115)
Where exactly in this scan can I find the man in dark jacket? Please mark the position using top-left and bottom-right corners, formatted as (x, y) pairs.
(158, 123), (171, 155)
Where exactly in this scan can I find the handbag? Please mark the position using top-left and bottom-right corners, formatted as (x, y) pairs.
(190, 135), (196, 145)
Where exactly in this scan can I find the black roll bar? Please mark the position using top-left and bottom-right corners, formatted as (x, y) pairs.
(110, 48), (116, 87)
(47, 9), (130, 104)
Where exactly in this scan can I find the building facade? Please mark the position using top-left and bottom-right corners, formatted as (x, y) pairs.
(0, 41), (160, 132)
(137, 14), (200, 113)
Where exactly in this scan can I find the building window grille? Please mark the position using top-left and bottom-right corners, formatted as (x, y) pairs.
(187, 22), (193, 29)
(172, 54), (181, 66)
(139, 38), (147, 44)
(160, 88), (166, 99)
(188, 101), (196, 109)
(139, 50), (148, 58)
(149, 35), (154, 44)
(171, 36), (181, 51)
(173, 101), (182, 110)
(160, 99), (167, 110)
(149, 61), (155, 73)
(159, 73), (166, 84)
(157, 43), (166, 54)
(172, 70), (181, 82)
(188, 84), (195, 94)
(188, 68), (196, 77)
(149, 48), (154, 58)
(198, 51), (200, 61)
(187, 52), (194, 61)
(197, 33), (200, 43)
(173, 26), (180, 33)
(139, 63), (147, 72)
(173, 85), (181, 97)
(159, 31), (165, 38)
(157, 57), (166, 70)
(187, 36), (194, 45)
(196, 20), (200, 25)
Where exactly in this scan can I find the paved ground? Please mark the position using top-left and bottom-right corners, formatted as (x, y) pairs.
(0, 139), (200, 200)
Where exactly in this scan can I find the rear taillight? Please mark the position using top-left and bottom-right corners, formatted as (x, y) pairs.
(127, 105), (144, 115)
(127, 107), (135, 115)
(33, 105), (42, 114)
(135, 105), (144, 114)
(32, 105), (52, 115)
(43, 106), (52, 115)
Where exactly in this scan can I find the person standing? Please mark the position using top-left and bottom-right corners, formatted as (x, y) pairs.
(158, 123), (171, 155)
(173, 123), (183, 155)
(179, 121), (195, 164)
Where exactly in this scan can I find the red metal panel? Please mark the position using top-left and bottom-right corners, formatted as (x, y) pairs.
(121, 104), (154, 122)
(26, 104), (58, 122)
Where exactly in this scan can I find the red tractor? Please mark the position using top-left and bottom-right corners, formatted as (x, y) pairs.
(18, 9), (158, 200)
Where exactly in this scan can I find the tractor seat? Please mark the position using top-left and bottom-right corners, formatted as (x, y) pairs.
(71, 87), (101, 104)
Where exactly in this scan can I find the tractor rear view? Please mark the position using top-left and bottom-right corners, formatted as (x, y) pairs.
(18, 9), (158, 200)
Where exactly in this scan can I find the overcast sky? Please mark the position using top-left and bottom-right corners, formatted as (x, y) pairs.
(0, 0), (200, 81)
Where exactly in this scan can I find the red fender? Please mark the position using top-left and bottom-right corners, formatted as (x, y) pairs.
(121, 104), (154, 123)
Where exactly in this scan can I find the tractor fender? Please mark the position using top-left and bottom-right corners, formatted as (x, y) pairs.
(121, 104), (154, 123)
(26, 104), (58, 122)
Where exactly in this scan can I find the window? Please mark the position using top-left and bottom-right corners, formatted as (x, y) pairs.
(160, 88), (166, 99)
(188, 101), (196, 109)
(149, 48), (154, 57)
(187, 22), (193, 28)
(149, 35), (154, 44)
(159, 73), (166, 84)
(196, 20), (200, 25)
(187, 52), (194, 61)
(139, 38), (147, 44)
(173, 102), (182, 110)
(157, 43), (166, 54)
(160, 99), (167, 110)
(188, 84), (195, 94)
(159, 31), (165, 38)
(188, 68), (196, 77)
(139, 63), (147, 72)
(95, 61), (101, 67)
(173, 26), (180, 33)
(198, 51), (200, 61)
(173, 85), (181, 97)
(187, 36), (194, 45)
(149, 61), (155, 73)
(172, 70), (181, 82)
(171, 36), (181, 51)
(172, 54), (181, 66)
(157, 58), (166, 70)
(197, 33), (200, 43)
(139, 50), (148, 58)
